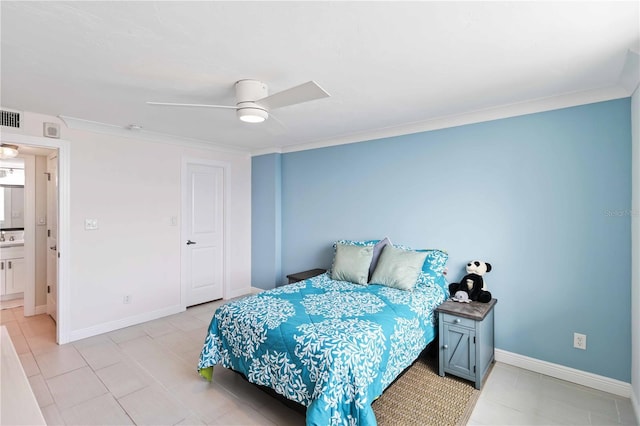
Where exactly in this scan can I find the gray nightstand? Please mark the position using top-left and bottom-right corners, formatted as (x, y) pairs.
(436, 298), (497, 389)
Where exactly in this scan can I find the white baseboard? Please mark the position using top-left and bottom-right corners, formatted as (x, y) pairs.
(250, 287), (264, 294)
(631, 387), (640, 425)
(34, 305), (47, 315)
(495, 349), (631, 398)
(227, 286), (253, 299)
(67, 304), (184, 343)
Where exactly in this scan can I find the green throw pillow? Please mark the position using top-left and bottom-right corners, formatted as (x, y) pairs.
(370, 245), (428, 290)
(331, 243), (374, 285)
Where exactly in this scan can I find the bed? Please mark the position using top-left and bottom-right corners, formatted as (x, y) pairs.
(198, 240), (449, 426)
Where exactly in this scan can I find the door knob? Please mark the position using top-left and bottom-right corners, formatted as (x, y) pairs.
(443, 345), (448, 349)
(186, 240), (197, 245)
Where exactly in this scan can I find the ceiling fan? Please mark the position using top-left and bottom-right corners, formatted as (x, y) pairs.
(147, 80), (330, 123)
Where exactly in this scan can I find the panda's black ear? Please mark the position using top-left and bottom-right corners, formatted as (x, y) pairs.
(485, 263), (492, 272)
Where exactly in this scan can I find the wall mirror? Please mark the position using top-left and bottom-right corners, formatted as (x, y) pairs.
(1, 186), (25, 229)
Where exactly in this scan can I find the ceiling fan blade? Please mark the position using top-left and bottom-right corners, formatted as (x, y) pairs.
(266, 112), (288, 134)
(256, 81), (330, 110)
(146, 101), (237, 109)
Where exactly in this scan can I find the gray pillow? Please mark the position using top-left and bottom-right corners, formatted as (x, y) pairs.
(370, 245), (428, 290)
(331, 243), (374, 285)
(369, 237), (392, 280)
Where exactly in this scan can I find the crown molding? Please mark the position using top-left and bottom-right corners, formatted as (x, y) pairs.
(250, 147), (283, 156)
(254, 85), (630, 156)
(619, 48), (640, 94)
(58, 115), (251, 156)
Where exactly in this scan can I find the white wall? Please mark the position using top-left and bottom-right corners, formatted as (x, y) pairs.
(3, 110), (252, 340)
(631, 85), (639, 422)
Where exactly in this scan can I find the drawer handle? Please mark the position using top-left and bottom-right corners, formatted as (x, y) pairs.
(454, 318), (461, 324)
(443, 345), (448, 349)
(7, 261), (11, 269)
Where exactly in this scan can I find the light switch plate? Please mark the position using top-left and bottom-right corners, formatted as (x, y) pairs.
(85, 218), (98, 230)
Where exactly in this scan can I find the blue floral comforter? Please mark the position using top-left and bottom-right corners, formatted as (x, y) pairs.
(198, 272), (447, 426)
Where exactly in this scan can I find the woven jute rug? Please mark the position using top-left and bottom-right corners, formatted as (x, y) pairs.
(372, 356), (482, 426)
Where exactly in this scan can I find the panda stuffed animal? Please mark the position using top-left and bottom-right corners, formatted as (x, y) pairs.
(449, 260), (492, 303)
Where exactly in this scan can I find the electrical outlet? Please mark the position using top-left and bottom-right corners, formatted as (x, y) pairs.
(123, 295), (132, 304)
(573, 332), (587, 350)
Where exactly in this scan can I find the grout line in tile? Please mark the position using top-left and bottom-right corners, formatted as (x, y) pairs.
(10, 307), (636, 426)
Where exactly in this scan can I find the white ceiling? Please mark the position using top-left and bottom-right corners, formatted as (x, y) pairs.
(1, 1), (639, 154)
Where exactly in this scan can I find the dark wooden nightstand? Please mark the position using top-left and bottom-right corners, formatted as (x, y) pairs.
(286, 268), (326, 284)
(436, 298), (497, 389)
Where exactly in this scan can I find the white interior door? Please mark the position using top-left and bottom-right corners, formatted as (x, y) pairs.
(46, 153), (58, 321)
(183, 163), (224, 306)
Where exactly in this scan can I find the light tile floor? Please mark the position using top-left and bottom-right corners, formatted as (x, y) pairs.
(1, 302), (637, 425)
(468, 363), (637, 425)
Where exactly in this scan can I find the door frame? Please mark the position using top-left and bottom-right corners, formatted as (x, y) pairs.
(46, 151), (58, 321)
(1, 132), (70, 344)
(22, 153), (36, 316)
(180, 157), (230, 308)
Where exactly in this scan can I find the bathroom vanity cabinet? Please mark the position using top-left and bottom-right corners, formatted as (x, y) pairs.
(0, 245), (25, 297)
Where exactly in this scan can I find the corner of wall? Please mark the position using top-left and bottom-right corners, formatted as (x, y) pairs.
(251, 153), (283, 290)
(631, 84), (639, 424)
(274, 153), (282, 285)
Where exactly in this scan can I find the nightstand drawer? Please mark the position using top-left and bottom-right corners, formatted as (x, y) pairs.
(442, 313), (475, 328)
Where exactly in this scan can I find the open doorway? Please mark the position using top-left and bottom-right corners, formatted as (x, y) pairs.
(0, 132), (69, 344)
(0, 157), (26, 310)
(1, 146), (57, 327)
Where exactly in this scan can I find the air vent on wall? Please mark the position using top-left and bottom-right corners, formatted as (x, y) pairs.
(1, 109), (21, 128)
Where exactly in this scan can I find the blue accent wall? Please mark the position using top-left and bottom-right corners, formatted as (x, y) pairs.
(251, 153), (281, 290)
(252, 99), (632, 382)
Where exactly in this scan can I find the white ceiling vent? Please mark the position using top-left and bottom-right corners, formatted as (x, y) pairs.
(1, 109), (21, 128)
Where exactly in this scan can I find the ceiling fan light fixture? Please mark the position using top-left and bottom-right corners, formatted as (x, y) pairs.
(237, 107), (268, 123)
(0, 144), (19, 159)
(147, 79), (329, 126)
